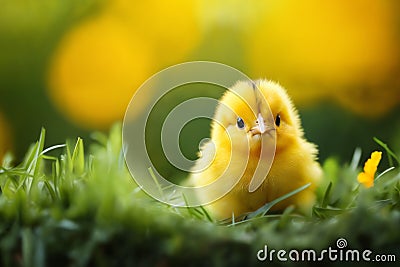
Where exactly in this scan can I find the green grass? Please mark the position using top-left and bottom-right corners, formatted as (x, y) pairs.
(1, 124), (399, 266)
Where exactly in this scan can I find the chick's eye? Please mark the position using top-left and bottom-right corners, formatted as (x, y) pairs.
(275, 114), (281, 127)
(237, 117), (245, 129)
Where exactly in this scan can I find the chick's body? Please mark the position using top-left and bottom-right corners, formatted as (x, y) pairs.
(187, 80), (322, 220)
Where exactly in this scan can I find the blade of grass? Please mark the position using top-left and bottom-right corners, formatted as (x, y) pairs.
(321, 182), (333, 208)
(31, 128), (46, 178)
(17, 128), (46, 192)
(374, 137), (400, 167)
(148, 167), (164, 202)
(40, 144), (66, 156)
(229, 213), (303, 226)
(71, 138), (84, 175)
(350, 147), (362, 170)
(182, 194), (202, 219)
(52, 159), (60, 199)
(375, 166), (396, 182)
(43, 180), (57, 201)
(199, 205), (213, 222)
(313, 206), (350, 219)
(246, 183), (311, 219)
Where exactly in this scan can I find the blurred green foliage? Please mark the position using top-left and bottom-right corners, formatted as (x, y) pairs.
(0, 0), (104, 159)
(145, 83), (225, 183)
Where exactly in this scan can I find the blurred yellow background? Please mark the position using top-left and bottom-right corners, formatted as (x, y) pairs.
(0, 0), (399, 162)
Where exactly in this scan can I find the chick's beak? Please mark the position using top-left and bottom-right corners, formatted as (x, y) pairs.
(250, 113), (267, 136)
(250, 113), (275, 136)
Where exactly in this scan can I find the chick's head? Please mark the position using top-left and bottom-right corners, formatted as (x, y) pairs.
(211, 80), (302, 155)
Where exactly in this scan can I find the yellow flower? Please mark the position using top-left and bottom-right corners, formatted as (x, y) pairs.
(47, 0), (201, 129)
(109, 0), (200, 67)
(48, 14), (153, 129)
(357, 151), (382, 188)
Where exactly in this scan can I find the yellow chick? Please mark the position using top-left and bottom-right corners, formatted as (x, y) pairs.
(187, 79), (322, 220)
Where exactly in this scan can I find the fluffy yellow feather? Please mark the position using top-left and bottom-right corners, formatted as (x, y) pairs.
(187, 79), (322, 220)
